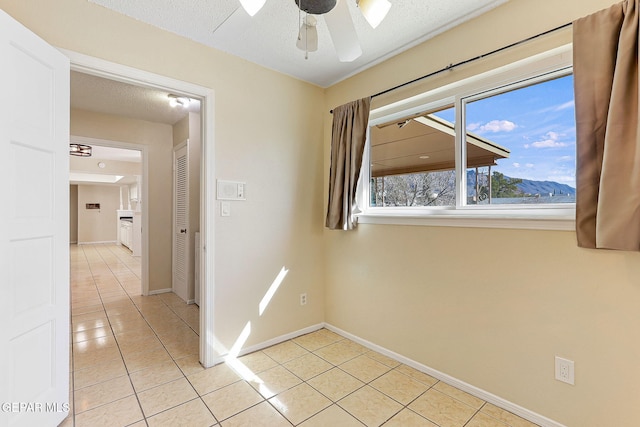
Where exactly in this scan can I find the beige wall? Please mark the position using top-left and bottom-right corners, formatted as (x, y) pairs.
(173, 115), (189, 147)
(71, 108), (174, 292)
(69, 185), (78, 243)
(77, 184), (119, 243)
(324, 1), (639, 426)
(0, 0), (326, 353)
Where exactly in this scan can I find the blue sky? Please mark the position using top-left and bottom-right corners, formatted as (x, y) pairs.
(436, 74), (576, 188)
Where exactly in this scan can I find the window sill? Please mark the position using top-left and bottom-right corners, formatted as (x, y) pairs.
(356, 208), (576, 231)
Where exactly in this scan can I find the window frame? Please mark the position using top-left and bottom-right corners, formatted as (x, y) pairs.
(357, 44), (575, 231)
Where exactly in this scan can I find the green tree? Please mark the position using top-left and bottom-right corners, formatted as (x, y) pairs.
(491, 171), (523, 198)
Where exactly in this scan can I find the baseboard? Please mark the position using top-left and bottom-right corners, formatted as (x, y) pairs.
(77, 240), (118, 245)
(324, 323), (566, 427)
(216, 323), (325, 365)
(148, 288), (172, 295)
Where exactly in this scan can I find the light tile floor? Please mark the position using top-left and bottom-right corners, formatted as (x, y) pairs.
(63, 243), (540, 427)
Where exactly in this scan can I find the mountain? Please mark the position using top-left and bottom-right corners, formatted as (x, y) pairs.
(466, 171), (575, 196)
(516, 178), (575, 196)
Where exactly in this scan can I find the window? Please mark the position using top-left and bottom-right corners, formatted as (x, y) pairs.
(463, 74), (575, 206)
(359, 46), (575, 229)
(370, 104), (456, 207)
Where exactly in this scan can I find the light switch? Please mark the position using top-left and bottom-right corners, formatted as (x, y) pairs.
(221, 201), (231, 217)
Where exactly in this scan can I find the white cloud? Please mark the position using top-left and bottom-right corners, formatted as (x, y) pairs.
(526, 163), (535, 168)
(531, 140), (567, 148)
(513, 162), (521, 168)
(477, 120), (517, 133)
(525, 131), (568, 149)
(555, 100), (575, 111)
(536, 100), (575, 114)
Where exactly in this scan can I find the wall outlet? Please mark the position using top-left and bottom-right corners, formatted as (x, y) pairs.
(555, 356), (575, 385)
(300, 293), (307, 306)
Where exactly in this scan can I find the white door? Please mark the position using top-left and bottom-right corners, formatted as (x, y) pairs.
(173, 143), (189, 302)
(0, 10), (70, 427)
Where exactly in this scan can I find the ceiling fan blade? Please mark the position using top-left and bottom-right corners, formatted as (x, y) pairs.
(212, 7), (253, 44)
(238, 0), (266, 16)
(358, 0), (391, 29)
(324, 0), (362, 62)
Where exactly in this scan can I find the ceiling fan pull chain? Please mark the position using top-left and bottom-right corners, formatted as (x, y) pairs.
(305, 12), (309, 59)
(298, 0), (308, 60)
(297, 1), (302, 43)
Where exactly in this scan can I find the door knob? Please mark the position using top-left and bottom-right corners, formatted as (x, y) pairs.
(180, 229), (187, 233)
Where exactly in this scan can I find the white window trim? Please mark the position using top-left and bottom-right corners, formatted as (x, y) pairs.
(357, 44), (575, 231)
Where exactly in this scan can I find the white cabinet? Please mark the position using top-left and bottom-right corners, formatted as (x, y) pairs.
(120, 220), (132, 250)
(117, 210), (139, 256)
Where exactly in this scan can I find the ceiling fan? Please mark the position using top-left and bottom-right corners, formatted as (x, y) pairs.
(238, 0), (392, 62)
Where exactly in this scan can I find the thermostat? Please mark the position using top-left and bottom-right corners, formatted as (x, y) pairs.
(217, 180), (246, 201)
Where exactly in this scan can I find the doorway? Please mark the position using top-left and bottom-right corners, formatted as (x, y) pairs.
(67, 51), (217, 368)
(69, 142), (145, 293)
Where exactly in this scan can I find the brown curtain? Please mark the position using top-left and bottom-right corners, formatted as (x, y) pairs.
(574, 0), (640, 250)
(325, 97), (371, 230)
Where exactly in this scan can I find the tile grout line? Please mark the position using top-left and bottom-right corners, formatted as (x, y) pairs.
(75, 244), (146, 425)
(97, 244), (210, 425)
(95, 244), (192, 426)
(92, 244), (146, 422)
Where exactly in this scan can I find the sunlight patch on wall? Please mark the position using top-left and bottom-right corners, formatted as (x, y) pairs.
(259, 267), (289, 316)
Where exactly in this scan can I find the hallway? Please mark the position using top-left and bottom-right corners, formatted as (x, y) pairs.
(68, 243), (200, 426)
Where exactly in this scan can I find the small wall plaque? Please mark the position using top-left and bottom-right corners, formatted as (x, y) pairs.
(86, 203), (100, 210)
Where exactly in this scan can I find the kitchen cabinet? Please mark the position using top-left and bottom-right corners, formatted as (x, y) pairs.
(120, 219), (132, 250)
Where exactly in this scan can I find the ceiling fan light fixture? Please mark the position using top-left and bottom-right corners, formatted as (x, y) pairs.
(357, 0), (391, 29)
(70, 143), (92, 157)
(168, 95), (190, 108)
(239, 0), (266, 16)
(296, 16), (318, 53)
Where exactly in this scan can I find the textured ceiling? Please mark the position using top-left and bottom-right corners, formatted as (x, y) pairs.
(70, 71), (191, 181)
(71, 71), (200, 125)
(88, 0), (510, 87)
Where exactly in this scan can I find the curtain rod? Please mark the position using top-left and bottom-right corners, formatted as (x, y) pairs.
(330, 21), (573, 114)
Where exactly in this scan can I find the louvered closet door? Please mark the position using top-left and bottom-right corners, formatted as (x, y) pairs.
(173, 144), (189, 302)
